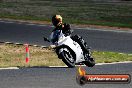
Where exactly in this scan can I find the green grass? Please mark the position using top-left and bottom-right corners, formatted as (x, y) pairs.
(93, 51), (132, 63)
(0, 0), (132, 28)
(0, 43), (132, 68)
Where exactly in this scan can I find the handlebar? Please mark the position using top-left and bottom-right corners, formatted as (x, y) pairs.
(43, 37), (50, 42)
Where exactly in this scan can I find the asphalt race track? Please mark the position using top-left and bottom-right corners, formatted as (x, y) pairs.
(0, 63), (132, 88)
(0, 20), (132, 53)
(0, 20), (132, 88)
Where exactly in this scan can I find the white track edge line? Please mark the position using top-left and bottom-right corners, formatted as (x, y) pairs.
(96, 61), (132, 65)
(49, 61), (132, 67)
(0, 67), (19, 70)
(0, 61), (132, 69)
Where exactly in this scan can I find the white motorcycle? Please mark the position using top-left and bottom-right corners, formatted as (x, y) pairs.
(44, 30), (95, 68)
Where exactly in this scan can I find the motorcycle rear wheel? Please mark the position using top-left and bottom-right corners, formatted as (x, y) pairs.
(84, 57), (95, 67)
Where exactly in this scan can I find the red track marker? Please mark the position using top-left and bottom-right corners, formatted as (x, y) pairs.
(25, 44), (29, 63)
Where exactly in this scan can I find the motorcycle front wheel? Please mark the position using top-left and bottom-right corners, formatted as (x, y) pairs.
(60, 48), (75, 68)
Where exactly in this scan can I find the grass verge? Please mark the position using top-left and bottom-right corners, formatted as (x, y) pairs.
(0, 0), (132, 28)
(0, 43), (132, 68)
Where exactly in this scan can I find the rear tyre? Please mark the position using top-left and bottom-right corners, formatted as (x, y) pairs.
(84, 57), (95, 67)
(60, 48), (75, 68)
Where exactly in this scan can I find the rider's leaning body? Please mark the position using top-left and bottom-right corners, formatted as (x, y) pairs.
(50, 15), (89, 54)
(50, 15), (72, 45)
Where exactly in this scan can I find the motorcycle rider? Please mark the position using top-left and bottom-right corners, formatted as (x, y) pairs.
(51, 15), (91, 56)
(51, 15), (72, 45)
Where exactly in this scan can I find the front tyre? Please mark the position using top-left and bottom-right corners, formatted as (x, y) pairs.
(60, 48), (75, 68)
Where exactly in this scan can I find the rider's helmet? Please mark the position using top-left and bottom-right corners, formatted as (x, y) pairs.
(52, 15), (62, 26)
